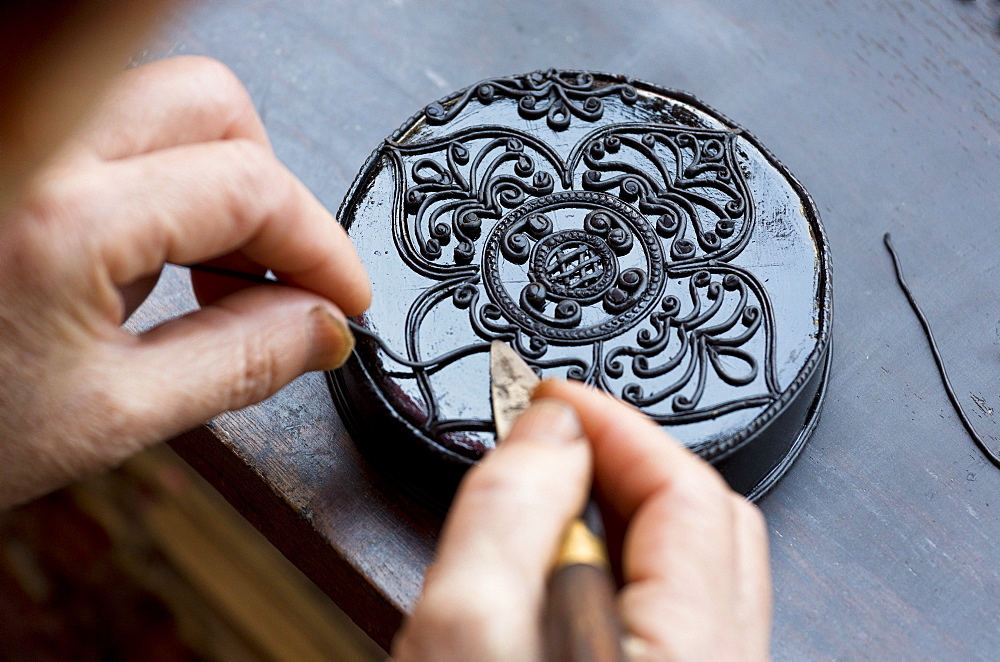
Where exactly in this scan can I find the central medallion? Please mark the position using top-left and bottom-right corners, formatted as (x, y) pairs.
(482, 191), (666, 343)
(533, 230), (618, 302)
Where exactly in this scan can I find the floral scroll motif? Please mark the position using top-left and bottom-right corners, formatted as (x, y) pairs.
(367, 73), (780, 434)
(570, 125), (754, 264)
(601, 266), (778, 424)
(386, 126), (570, 276)
(424, 69), (639, 131)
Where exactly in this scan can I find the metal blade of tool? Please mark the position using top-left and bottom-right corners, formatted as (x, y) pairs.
(489, 340), (540, 442)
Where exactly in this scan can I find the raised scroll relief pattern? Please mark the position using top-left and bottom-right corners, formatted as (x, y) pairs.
(361, 77), (775, 433)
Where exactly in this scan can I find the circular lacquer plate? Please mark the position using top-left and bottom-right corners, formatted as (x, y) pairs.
(330, 70), (832, 501)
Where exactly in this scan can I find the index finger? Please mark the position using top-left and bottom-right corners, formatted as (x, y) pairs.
(74, 56), (271, 161)
(533, 379), (731, 520)
(88, 139), (371, 316)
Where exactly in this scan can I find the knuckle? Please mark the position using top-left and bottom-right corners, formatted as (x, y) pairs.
(458, 462), (516, 505)
(224, 137), (270, 172)
(5, 213), (54, 272)
(180, 55), (235, 81)
(7, 176), (100, 273)
(228, 139), (287, 198)
(178, 55), (244, 99)
(220, 140), (292, 229)
(190, 57), (257, 119)
(430, 587), (494, 632)
(227, 329), (281, 408)
(20, 175), (86, 229)
(459, 452), (550, 510)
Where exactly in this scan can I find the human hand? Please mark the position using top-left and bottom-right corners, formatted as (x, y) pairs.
(392, 379), (771, 661)
(0, 56), (370, 508)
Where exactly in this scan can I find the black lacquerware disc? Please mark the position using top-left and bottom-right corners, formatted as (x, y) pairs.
(329, 70), (832, 501)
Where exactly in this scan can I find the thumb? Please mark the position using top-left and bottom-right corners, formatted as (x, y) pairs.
(393, 399), (592, 662)
(111, 283), (353, 442)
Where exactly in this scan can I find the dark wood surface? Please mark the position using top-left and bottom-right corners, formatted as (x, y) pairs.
(129, 1), (1000, 657)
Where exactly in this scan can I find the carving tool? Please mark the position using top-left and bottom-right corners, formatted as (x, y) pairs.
(489, 340), (625, 662)
(180, 264), (478, 370)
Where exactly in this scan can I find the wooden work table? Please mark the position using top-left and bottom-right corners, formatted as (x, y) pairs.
(131, 1), (1000, 656)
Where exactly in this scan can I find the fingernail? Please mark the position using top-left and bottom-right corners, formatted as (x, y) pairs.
(508, 398), (584, 446)
(308, 306), (355, 371)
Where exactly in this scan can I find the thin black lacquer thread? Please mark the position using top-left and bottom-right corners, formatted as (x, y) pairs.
(185, 263), (276, 285)
(182, 263), (480, 371)
(883, 233), (1000, 470)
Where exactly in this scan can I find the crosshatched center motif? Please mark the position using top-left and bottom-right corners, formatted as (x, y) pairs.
(482, 191), (665, 342)
(534, 230), (617, 300)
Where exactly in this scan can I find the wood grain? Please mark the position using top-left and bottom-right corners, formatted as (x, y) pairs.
(130, 0), (1000, 656)
(545, 563), (625, 662)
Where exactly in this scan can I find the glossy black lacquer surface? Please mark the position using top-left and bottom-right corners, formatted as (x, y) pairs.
(331, 70), (832, 498)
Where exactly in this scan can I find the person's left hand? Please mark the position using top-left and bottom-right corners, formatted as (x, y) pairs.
(0, 56), (371, 508)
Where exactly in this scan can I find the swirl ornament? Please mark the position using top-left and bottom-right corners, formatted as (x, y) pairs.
(332, 70), (832, 500)
(424, 69), (638, 131)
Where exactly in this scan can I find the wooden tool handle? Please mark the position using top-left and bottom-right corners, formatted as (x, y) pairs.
(544, 561), (625, 662)
(544, 501), (625, 662)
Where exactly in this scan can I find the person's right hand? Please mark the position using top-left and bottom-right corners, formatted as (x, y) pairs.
(393, 379), (772, 661)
